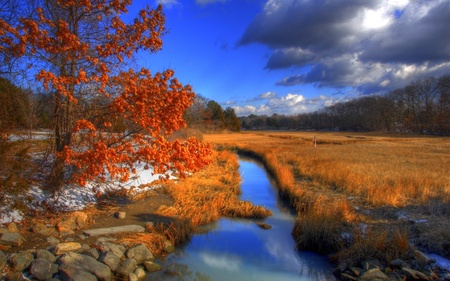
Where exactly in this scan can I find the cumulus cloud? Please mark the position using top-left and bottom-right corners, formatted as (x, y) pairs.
(239, 0), (450, 93)
(232, 92), (347, 116)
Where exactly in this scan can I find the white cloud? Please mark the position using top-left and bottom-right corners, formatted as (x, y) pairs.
(259, 91), (277, 99)
(196, 0), (227, 5)
(156, 0), (180, 8)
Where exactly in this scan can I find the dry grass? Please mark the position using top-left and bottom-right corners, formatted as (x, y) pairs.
(156, 149), (272, 228)
(205, 131), (450, 261)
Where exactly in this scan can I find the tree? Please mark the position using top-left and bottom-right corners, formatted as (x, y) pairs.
(1, 0), (211, 189)
(0, 77), (30, 131)
(206, 100), (225, 130)
(224, 107), (240, 132)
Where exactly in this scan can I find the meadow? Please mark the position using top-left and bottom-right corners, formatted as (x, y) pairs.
(204, 131), (450, 265)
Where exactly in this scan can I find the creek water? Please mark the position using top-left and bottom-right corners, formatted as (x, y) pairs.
(150, 156), (334, 281)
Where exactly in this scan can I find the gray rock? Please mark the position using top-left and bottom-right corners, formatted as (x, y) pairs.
(11, 252), (34, 271)
(143, 261), (161, 272)
(83, 225), (144, 237)
(414, 250), (435, 265)
(36, 249), (57, 263)
(0, 250), (6, 271)
(5, 271), (25, 281)
(33, 223), (56, 236)
(59, 265), (97, 281)
(99, 250), (121, 271)
(164, 240), (175, 254)
(359, 268), (389, 280)
(362, 260), (383, 271)
(340, 273), (357, 281)
(134, 267), (146, 279)
(59, 252), (111, 281)
(116, 258), (138, 278)
(390, 259), (408, 269)
(79, 244), (91, 253)
(30, 258), (59, 280)
(83, 248), (100, 260)
(348, 266), (362, 277)
(0, 232), (24, 246)
(401, 267), (432, 280)
(46, 236), (60, 245)
(444, 273), (450, 281)
(97, 241), (126, 258)
(126, 243), (154, 264)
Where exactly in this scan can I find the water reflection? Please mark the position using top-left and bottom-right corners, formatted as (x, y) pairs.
(150, 156), (334, 281)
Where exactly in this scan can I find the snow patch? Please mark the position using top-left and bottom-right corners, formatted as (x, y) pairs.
(428, 254), (450, 271)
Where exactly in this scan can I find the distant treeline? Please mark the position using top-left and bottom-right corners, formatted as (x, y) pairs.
(240, 75), (450, 135)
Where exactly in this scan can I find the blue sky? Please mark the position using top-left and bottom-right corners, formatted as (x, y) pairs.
(128, 0), (450, 116)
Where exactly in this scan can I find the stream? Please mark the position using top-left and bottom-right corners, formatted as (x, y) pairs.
(150, 155), (334, 280)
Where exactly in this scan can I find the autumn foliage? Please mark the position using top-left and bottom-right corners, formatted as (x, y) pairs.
(0, 1), (212, 188)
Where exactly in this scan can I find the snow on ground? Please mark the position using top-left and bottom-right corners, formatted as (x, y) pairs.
(0, 162), (176, 225)
(429, 254), (450, 271)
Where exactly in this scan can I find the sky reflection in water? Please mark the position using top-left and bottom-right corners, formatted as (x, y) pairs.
(150, 156), (333, 281)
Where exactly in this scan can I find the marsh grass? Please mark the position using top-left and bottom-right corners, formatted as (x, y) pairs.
(205, 132), (450, 262)
(156, 149), (272, 229)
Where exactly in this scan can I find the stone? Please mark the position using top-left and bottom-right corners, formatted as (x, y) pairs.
(414, 250), (435, 265)
(340, 273), (357, 281)
(129, 273), (138, 281)
(84, 248), (100, 260)
(390, 259), (408, 269)
(256, 222), (272, 230)
(5, 271), (25, 281)
(36, 249), (57, 263)
(143, 261), (162, 272)
(114, 211), (126, 219)
(79, 243), (91, 253)
(164, 240), (175, 254)
(11, 252), (34, 271)
(116, 258), (138, 278)
(362, 260), (383, 271)
(7, 222), (19, 233)
(30, 258), (59, 280)
(83, 225), (145, 237)
(0, 232), (24, 246)
(59, 265), (97, 281)
(348, 266), (362, 277)
(401, 267), (432, 280)
(33, 223), (56, 236)
(46, 236), (60, 245)
(54, 242), (82, 255)
(134, 267), (146, 279)
(97, 241), (126, 258)
(0, 250), (6, 271)
(126, 243), (154, 264)
(73, 211), (88, 229)
(359, 268), (389, 280)
(0, 228), (8, 233)
(98, 250), (121, 271)
(444, 273), (450, 281)
(59, 252), (112, 281)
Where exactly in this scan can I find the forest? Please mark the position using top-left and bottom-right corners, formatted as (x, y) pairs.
(241, 75), (450, 135)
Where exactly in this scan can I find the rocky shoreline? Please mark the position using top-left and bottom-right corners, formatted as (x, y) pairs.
(0, 212), (174, 281)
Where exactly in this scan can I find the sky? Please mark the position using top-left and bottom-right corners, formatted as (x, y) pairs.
(127, 0), (450, 116)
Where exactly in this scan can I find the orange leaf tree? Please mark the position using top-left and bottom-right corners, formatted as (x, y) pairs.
(0, 0), (211, 189)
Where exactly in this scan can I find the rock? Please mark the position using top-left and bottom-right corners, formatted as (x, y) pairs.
(401, 267), (432, 280)
(414, 250), (435, 265)
(144, 261), (161, 272)
(36, 249), (57, 263)
(340, 273), (358, 281)
(99, 250), (121, 271)
(11, 252), (34, 271)
(0, 250), (6, 271)
(84, 248), (100, 260)
(359, 268), (389, 280)
(5, 271), (26, 281)
(114, 211), (126, 219)
(390, 259), (408, 269)
(0, 232), (24, 246)
(126, 243), (154, 264)
(130, 272), (139, 281)
(444, 273), (450, 281)
(79, 243), (90, 253)
(54, 242), (82, 255)
(348, 266), (362, 277)
(83, 225), (145, 237)
(33, 223), (56, 236)
(73, 211), (88, 229)
(59, 265), (97, 281)
(134, 267), (146, 279)
(7, 222), (19, 233)
(30, 258), (59, 280)
(97, 241), (126, 258)
(59, 252), (112, 281)
(362, 260), (384, 271)
(46, 236), (60, 245)
(256, 222), (272, 230)
(116, 258), (138, 278)
(164, 240), (175, 254)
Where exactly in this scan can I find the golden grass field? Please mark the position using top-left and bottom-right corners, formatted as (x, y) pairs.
(204, 131), (450, 264)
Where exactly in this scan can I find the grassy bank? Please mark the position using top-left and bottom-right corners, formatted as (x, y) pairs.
(205, 132), (450, 265)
